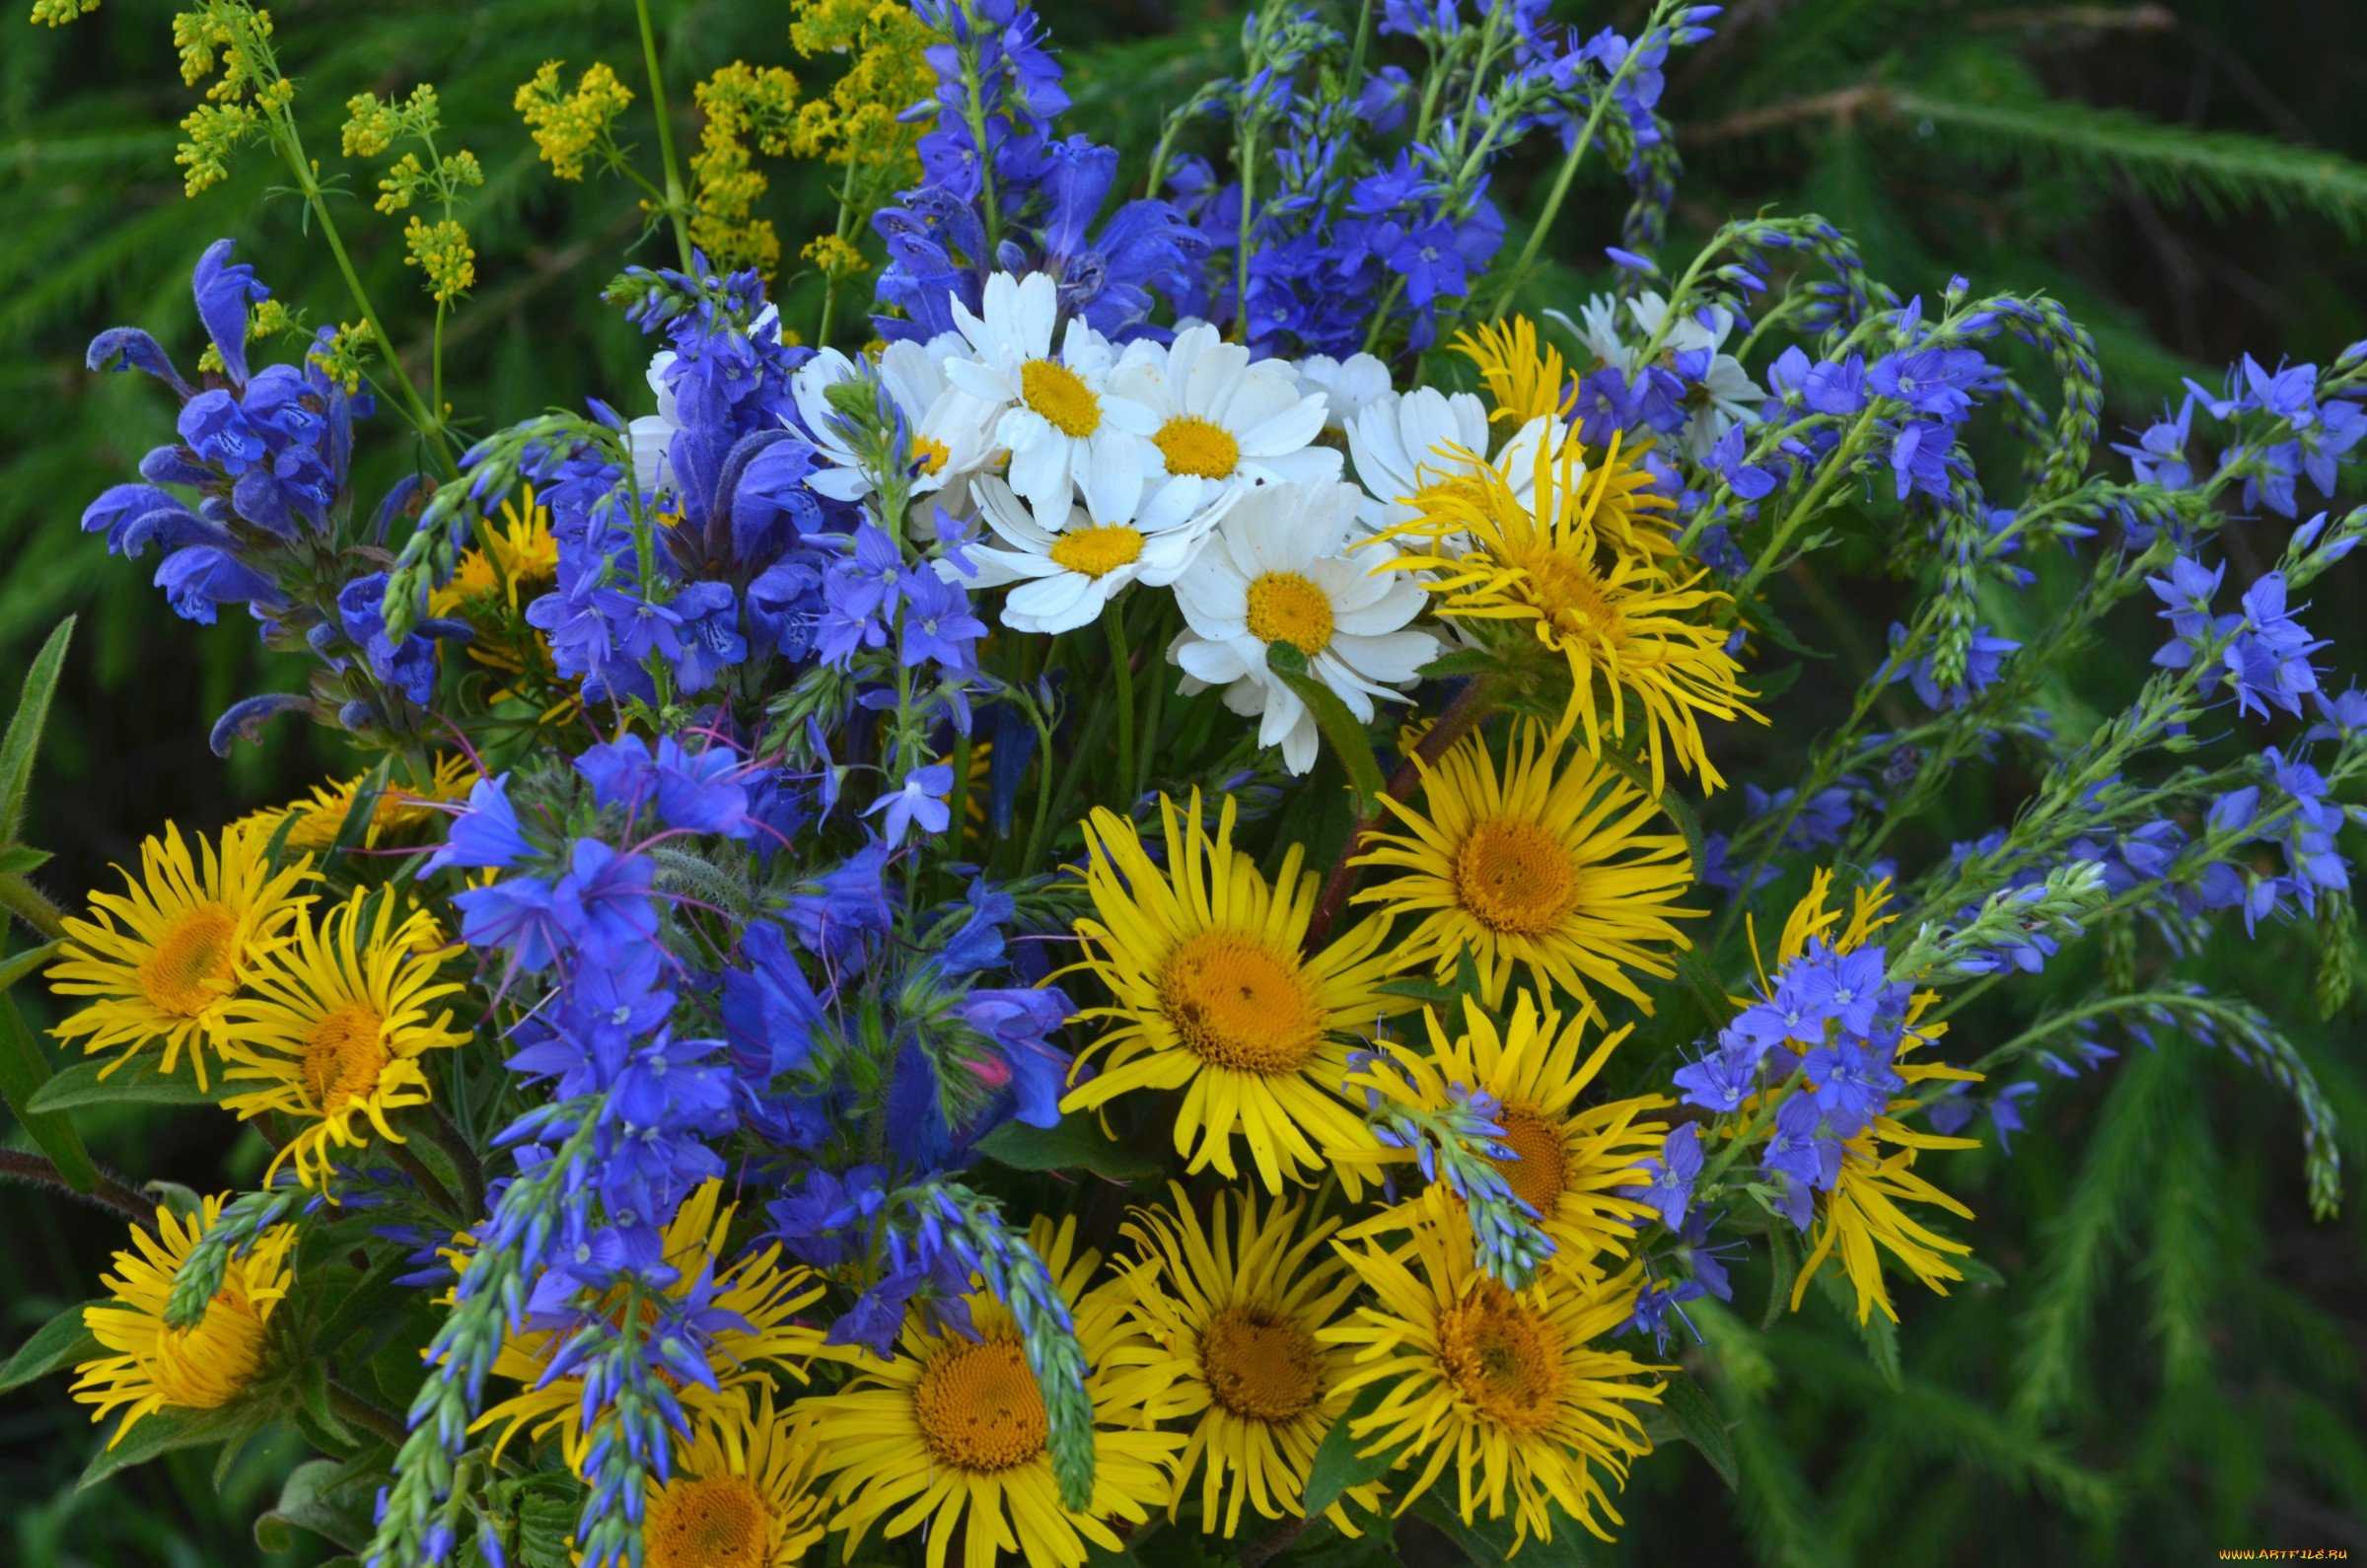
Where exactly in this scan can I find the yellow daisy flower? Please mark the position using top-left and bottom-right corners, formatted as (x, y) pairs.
(1109, 1183), (1385, 1538)
(475, 1179), (829, 1472)
(72, 1194), (297, 1448)
(46, 820), (314, 1090)
(240, 751), (480, 852)
(1323, 1217), (1664, 1552)
(1350, 719), (1701, 1010)
(214, 890), (470, 1189)
(1451, 315), (1575, 427)
(1756, 870), (1983, 1325)
(636, 1384), (829, 1568)
(797, 1214), (1184, 1568)
(1370, 434), (1761, 792)
(1063, 790), (1410, 1192)
(429, 486), (563, 676)
(1338, 992), (1668, 1286)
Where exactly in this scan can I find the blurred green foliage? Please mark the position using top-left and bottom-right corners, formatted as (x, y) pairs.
(3, 0), (2364, 1563)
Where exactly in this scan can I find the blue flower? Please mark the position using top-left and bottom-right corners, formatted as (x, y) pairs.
(420, 772), (532, 876)
(455, 875), (567, 971)
(551, 839), (660, 964)
(1633, 1123), (1702, 1230)
(865, 763), (955, 844)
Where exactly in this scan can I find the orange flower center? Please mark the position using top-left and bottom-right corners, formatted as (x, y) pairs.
(1159, 930), (1325, 1075)
(1200, 1305), (1323, 1423)
(1436, 1283), (1563, 1432)
(1489, 1105), (1570, 1215)
(1453, 818), (1579, 936)
(914, 1336), (1049, 1472)
(645, 1474), (770, 1568)
(301, 1003), (389, 1113)
(135, 903), (240, 1018)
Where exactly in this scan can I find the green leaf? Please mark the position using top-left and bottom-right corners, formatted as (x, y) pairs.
(1658, 1370), (1740, 1491)
(1301, 1381), (1397, 1519)
(975, 1114), (1164, 1183)
(328, 755), (394, 865)
(0, 615), (74, 843)
(0, 843), (52, 878)
(1265, 643), (1388, 808)
(0, 938), (58, 996)
(0, 1298), (100, 1392)
(1414, 1493), (1591, 1566)
(0, 991), (99, 1190)
(1762, 1222), (1800, 1331)
(77, 1401), (265, 1491)
(26, 1054), (226, 1114)
(312, 1249), (418, 1360)
(1817, 1267), (1902, 1391)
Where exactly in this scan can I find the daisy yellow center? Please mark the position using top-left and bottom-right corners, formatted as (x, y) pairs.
(1021, 358), (1102, 438)
(646, 1474), (770, 1568)
(1490, 1105), (1570, 1214)
(135, 902), (241, 1018)
(1048, 526), (1145, 580)
(1453, 818), (1580, 936)
(913, 434), (952, 476)
(1200, 1305), (1323, 1423)
(1436, 1284), (1563, 1433)
(1159, 930), (1325, 1075)
(150, 1295), (267, 1408)
(1153, 414), (1241, 479)
(914, 1336), (1048, 1472)
(301, 1003), (389, 1113)
(1245, 571), (1335, 656)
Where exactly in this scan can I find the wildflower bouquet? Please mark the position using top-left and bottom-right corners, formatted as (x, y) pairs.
(5, 0), (2362, 1564)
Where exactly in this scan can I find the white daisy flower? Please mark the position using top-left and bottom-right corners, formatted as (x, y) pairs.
(1168, 479), (1436, 775)
(1341, 386), (1492, 533)
(1293, 350), (1395, 433)
(790, 337), (996, 521)
(1552, 295), (1638, 374)
(1110, 322), (1341, 516)
(951, 473), (1228, 635)
(942, 271), (1157, 525)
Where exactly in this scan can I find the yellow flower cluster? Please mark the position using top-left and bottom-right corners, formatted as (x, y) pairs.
(403, 215), (476, 303)
(513, 59), (634, 182)
(786, 0), (935, 191)
(29, 0), (99, 25)
(341, 84), (484, 300)
(305, 319), (374, 393)
(688, 61), (802, 275)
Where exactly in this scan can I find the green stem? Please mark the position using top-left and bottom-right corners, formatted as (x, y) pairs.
(634, 0), (696, 270)
(0, 874), (68, 943)
(817, 156), (862, 349)
(1107, 609), (1137, 801)
(1491, 0), (1673, 319)
(327, 1381), (411, 1447)
(1231, 123), (1258, 343)
(1734, 405), (1882, 599)
(956, 8), (1003, 254)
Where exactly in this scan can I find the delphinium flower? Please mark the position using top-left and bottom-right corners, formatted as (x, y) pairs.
(1352, 720), (1700, 1009)
(45, 821), (315, 1089)
(72, 1195), (298, 1447)
(214, 891), (470, 1188)
(1371, 432), (1761, 790)
(1063, 790), (1408, 1191)
(870, 0), (1201, 342)
(1108, 1184), (1385, 1539)
(1339, 993), (1668, 1287)
(794, 1214), (1184, 1565)
(1167, 478), (1436, 775)
(1322, 1217), (1665, 1551)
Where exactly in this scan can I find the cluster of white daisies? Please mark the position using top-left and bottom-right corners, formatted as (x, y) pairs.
(633, 271), (1728, 776)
